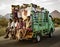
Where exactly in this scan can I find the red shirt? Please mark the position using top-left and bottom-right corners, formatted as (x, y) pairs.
(19, 21), (26, 29)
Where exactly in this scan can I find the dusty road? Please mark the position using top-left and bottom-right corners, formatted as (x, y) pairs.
(0, 27), (60, 47)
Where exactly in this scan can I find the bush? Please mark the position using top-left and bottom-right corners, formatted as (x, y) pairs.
(0, 17), (8, 36)
(0, 17), (8, 27)
(53, 18), (60, 27)
(0, 27), (6, 36)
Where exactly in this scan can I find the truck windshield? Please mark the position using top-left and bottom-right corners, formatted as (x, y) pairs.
(32, 11), (44, 23)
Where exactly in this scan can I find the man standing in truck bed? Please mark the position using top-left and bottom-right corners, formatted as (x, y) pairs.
(26, 16), (32, 32)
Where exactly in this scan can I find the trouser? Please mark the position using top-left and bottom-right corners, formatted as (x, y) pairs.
(10, 28), (17, 39)
(16, 29), (21, 40)
(5, 27), (11, 37)
(16, 28), (26, 39)
(26, 28), (32, 35)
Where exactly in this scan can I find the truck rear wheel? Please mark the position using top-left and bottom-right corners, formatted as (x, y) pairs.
(49, 32), (53, 38)
(48, 29), (53, 38)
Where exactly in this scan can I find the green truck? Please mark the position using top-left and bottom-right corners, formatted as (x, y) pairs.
(18, 9), (54, 42)
(29, 9), (54, 42)
(11, 4), (54, 42)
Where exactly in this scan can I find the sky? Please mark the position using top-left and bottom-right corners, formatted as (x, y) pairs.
(0, 0), (60, 16)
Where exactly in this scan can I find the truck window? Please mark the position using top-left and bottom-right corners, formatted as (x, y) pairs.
(33, 12), (45, 22)
(31, 11), (38, 23)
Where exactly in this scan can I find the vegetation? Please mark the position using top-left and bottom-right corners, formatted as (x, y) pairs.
(0, 17), (8, 27)
(0, 17), (8, 36)
(0, 27), (6, 36)
(53, 18), (60, 27)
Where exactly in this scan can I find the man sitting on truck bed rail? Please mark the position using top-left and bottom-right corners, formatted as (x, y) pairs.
(16, 17), (26, 40)
(26, 16), (32, 33)
(17, 16), (32, 39)
(4, 19), (13, 38)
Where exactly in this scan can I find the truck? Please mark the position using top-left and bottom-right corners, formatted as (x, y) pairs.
(11, 3), (54, 42)
(30, 10), (54, 42)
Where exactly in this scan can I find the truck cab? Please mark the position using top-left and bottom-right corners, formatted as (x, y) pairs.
(30, 10), (54, 42)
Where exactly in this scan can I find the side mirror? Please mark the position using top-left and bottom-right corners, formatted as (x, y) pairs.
(52, 19), (55, 22)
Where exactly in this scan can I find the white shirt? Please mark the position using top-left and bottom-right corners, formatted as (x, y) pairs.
(18, 12), (22, 18)
(7, 22), (11, 27)
(11, 21), (15, 28)
(15, 22), (20, 29)
(15, 22), (18, 27)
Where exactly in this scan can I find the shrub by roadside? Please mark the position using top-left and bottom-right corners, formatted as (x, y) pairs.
(0, 27), (6, 36)
(0, 17), (8, 36)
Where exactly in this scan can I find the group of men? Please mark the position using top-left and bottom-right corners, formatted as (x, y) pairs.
(4, 16), (32, 40)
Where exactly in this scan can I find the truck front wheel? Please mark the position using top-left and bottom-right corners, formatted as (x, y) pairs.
(33, 35), (41, 43)
(36, 35), (41, 42)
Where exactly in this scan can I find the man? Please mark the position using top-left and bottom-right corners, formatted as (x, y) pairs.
(22, 16), (32, 39)
(16, 17), (26, 40)
(4, 19), (12, 38)
(26, 16), (32, 32)
(10, 18), (18, 39)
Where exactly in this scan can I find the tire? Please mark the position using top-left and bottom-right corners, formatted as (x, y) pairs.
(49, 32), (53, 38)
(33, 35), (41, 43)
(36, 35), (41, 42)
(48, 29), (53, 38)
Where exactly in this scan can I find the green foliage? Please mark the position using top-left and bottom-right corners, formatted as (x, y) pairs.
(0, 17), (8, 36)
(0, 27), (6, 36)
(0, 17), (8, 27)
(53, 18), (60, 27)
(54, 18), (60, 24)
